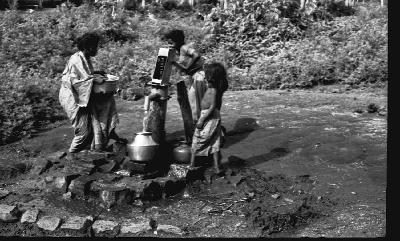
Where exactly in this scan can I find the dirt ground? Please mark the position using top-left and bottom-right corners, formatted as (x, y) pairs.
(0, 85), (387, 237)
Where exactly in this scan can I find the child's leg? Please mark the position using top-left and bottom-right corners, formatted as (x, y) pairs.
(190, 151), (196, 167)
(212, 151), (222, 173)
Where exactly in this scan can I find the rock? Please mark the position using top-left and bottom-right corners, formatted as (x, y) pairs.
(68, 175), (99, 198)
(62, 192), (73, 200)
(51, 174), (81, 193)
(21, 209), (39, 223)
(61, 216), (93, 232)
(367, 103), (379, 113)
(91, 180), (132, 208)
(271, 194), (280, 199)
(0, 204), (20, 222)
(120, 221), (151, 234)
(29, 158), (53, 176)
(117, 177), (153, 199)
(168, 164), (190, 179)
(168, 164), (204, 183)
(114, 170), (131, 177)
(37, 216), (61, 231)
(92, 220), (120, 235)
(157, 224), (184, 235)
(0, 188), (10, 199)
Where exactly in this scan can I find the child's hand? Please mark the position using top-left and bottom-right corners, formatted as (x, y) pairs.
(196, 120), (205, 130)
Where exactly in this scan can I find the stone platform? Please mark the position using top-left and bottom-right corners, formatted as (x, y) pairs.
(33, 142), (206, 209)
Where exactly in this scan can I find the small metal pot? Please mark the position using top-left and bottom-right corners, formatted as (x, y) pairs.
(127, 132), (159, 162)
(172, 142), (192, 164)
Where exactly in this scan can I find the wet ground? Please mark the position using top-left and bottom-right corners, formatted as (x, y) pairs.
(0, 86), (387, 237)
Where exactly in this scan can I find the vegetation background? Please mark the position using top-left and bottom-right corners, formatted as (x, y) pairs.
(0, 0), (387, 145)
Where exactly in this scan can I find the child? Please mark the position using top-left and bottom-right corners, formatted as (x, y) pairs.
(190, 62), (228, 174)
(162, 29), (207, 125)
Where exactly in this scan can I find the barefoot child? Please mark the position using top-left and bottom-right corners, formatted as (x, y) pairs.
(190, 62), (228, 174)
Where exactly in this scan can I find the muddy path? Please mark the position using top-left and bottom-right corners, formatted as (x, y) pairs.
(0, 86), (387, 237)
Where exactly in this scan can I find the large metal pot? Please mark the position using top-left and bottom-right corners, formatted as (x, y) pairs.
(172, 142), (192, 164)
(127, 132), (159, 162)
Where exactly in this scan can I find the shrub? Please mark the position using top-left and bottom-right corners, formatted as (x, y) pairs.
(162, 0), (178, 11)
(0, 68), (65, 145)
(198, 0), (218, 5)
(177, 1), (193, 12)
(246, 9), (387, 89)
(325, 0), (356, 17)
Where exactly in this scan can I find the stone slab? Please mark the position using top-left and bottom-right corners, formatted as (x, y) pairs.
(120, 221), (151, 234)
(0, 204), (19, 222)
(157, 224), (184, 235)
(21, 209), (39, 223)
(68, 175), (99, 198)
(92, 220), (120, 234)
(168, 164), (205, 183)
(60, 216), (93, 232)
(52, 174), (81, 193)
(37, 216), (61, 231)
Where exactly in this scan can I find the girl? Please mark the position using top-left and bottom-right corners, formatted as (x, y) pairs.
(190, 62), (228, 174)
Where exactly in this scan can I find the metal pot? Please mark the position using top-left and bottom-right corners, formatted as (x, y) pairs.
(127, 132), (159, 162)
(172, 142), (192, 164)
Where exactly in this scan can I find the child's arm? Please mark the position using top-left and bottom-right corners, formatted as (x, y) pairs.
(196, 88), (217, 129)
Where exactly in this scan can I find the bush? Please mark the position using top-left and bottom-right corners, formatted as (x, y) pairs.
(162, 0), (178, 11)
(198, 0), (218, 5)
(177, 1), (193, 12)
(197, 3), (214, 15)
(246, 9), (387, 89)
(0, 69), (65, 145)
(325, 0), (356, 17)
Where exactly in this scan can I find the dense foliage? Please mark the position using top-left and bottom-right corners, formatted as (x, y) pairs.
(201, 0), (387, 89)
(0, 1), (387, 145)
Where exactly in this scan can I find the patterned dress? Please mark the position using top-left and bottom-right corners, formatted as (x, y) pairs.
(191, 109), (222, 156)
(59, 51), (119, 152)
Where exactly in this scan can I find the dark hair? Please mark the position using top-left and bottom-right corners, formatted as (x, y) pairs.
(162, 29), (185, 46)
(205, 62), (228, 94)
(76, 32), (101, 52)
(205, 62), (228, 110)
